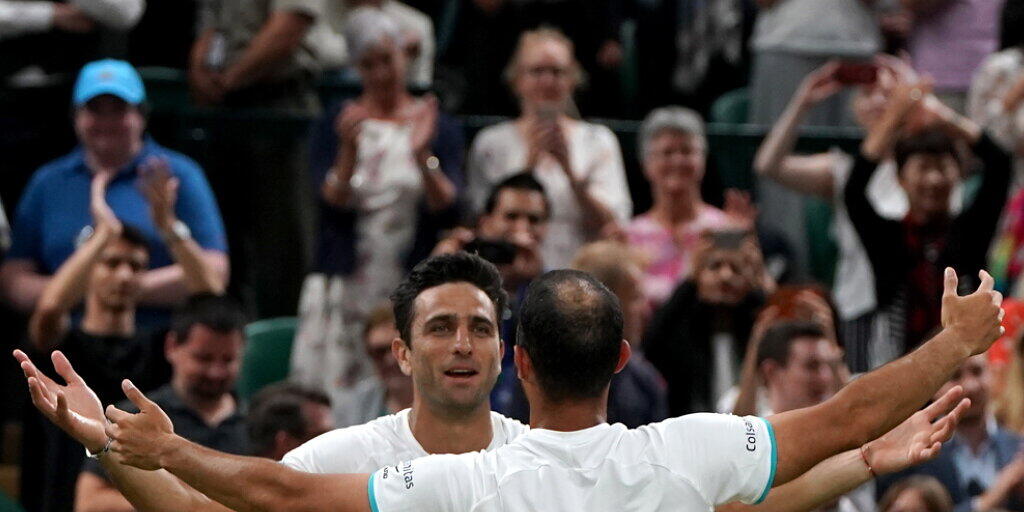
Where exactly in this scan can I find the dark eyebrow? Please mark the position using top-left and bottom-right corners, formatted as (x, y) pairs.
(423, 313), (457, 325)
(470, 314), (497, 327)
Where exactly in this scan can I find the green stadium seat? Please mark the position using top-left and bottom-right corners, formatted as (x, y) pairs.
(238, 317), (298, 401)
(710, 88), (749, 124)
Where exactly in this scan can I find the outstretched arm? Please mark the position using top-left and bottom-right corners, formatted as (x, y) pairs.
(105, 381), (371, 512)
(721, 386), (969, 512)
(769, 268), (1003, 485)
(13, 350), (230, 512)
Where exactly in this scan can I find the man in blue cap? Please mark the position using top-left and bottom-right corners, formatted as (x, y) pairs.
(0, 59), (228, 320)
(0, 59), (230, 512)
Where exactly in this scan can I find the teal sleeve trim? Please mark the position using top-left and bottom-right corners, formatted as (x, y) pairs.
(368, 472), (380, 512)
(753, 418), (778, 505)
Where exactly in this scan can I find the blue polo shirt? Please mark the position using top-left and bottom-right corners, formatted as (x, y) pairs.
(5, 138), (227, 273)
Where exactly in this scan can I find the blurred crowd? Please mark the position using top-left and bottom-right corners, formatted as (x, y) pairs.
(3, 0), (1024, 511)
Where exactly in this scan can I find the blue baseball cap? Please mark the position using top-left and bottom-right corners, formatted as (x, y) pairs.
(72, 59), (146, 106)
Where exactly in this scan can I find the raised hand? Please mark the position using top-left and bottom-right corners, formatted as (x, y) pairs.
(90, 171), (122, 237)
(941, 268), (1005, 355)
(137, 156), (180, 231)
(406, 94), (439, 160)
(863, 385), (970, 475)
(14, 350), (108, 454)
(723, 189), (757, 231)
(105, 380), (176, 471)
(795, 61), (844, 108)
(335, 101), (371, 152)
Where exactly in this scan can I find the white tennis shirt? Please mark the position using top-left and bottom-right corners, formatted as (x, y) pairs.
(369, 413), (777, 511)
(280, 408), (529, 474)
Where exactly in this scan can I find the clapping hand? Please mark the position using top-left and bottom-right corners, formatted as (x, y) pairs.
(137, 156), (179, 232)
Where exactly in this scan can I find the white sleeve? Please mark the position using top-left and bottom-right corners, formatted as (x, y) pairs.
(0, 1), (53, 39)
(278, 427), (379, 473)
(71, 0), (144, 30)
(644, 413), (776, 506)
(583, 125), (632, 222)
(369, 456), (473, 512)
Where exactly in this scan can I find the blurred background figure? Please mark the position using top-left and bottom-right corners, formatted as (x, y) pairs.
(73, 295), (248, 512)
(0, 59), (228, 323)
(466, 27), (632, 270)
(643, 229), (775, 415)
(290, 6), (460, 422)
(878, 476), (954, 512)
(247, 382), (334, 460)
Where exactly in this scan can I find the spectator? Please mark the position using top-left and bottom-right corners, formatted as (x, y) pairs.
(433, 172), (550, 414)
(973, 0), (1024, 295)
(569, 240), (668, 428)
(903, 0), (1003, 113)
(627, 106), (760, 308)
(880, 355), (1024, 512)
(724, 287), (844, 417)
(748, 0), (882, 127)
(74, 294), (249, 512)
(190, 0), (324, 318)
(633, 0), (747, 115)
(845, 84), (1012, 359)
(332, 303), (413, 427)
(290, 7), (460, 412)
(317, 0), (435, 88)
(754, 57), (965, 370)
(878, 476), (954, 512)
(466, 27), (632, 269)
(0, 0), (142, 77)
(247, 383), (334, 460)
(436, 0), (522, 115)
(17, 160), (225, 512)
(0, 59), (228, 321)
(642, 229), (774, 415)
(745, 321), (872, 511)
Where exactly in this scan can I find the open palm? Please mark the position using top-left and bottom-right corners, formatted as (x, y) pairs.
(14, 349), (108, 453)
(865, 385), (970, 475)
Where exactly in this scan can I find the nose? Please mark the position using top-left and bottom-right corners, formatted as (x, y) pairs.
(114, 262), (134, 281)
(452, 326), (472, 356)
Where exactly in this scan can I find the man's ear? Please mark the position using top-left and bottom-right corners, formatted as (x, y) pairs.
(164, 330), (179, 361)
(514, 345), (531, 382)
(392, 337), (413, 376)
(760, 360), (781, 385)
(614, 339), (631, 374)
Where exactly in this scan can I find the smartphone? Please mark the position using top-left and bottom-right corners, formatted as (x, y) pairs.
(464, 238), (518, 266)
(835, 61), (878, 85)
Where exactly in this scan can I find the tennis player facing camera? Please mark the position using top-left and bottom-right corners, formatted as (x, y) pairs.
(22, 254), (1003, 511)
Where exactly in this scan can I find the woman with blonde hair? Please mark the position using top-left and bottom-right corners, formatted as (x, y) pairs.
(466, 27), (632, 269)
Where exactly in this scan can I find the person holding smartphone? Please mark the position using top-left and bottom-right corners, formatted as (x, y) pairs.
(754, 56), (964, 372)
(466, 27), (632, 270)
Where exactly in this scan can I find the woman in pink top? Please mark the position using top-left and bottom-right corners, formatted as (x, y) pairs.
(626, 106), (751, 306)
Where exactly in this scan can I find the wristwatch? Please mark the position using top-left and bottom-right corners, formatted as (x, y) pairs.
(160, 220), (192, 243)
(420, 154), (441, 172)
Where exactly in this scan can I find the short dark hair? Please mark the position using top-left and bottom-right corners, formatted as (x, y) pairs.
(247, 382), (331, 457)
(170, 294), (248, 342)
(516, 269), (624, 402)
(756, 321), (828, 368)
(390, 252), (508, 347)
(894, 128), (961, 174)
(118, 224), (150, 254)
(483, 172), (550, 219)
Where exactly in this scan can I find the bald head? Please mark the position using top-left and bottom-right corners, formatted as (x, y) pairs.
(517, 270), (624, 402)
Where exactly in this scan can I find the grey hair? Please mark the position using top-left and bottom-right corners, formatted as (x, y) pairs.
(638, 106), (706, 158)
(344, 6), (402, 62)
